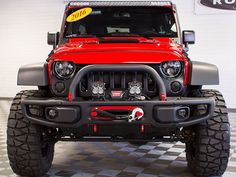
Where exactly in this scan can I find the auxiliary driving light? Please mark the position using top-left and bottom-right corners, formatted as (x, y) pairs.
(92, 81), (106, 96)
(128, 81), (142, 96)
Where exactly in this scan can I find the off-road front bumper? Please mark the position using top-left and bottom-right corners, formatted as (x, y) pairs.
(22, 64), (215, 131)
(21, 97), (215, 128)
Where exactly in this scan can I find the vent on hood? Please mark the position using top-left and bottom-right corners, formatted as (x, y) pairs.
(99, 39), (140, 44)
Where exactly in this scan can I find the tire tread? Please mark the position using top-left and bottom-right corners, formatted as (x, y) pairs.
(7, 90), (54, 177)
(186, 89), (230, 177)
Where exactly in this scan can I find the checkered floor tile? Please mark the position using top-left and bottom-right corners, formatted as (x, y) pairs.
(0, 100), (236, 177)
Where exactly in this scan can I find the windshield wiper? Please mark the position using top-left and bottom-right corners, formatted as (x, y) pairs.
(65, 34), (98, 38)
(110, 33), (141, 37)
(110, 33), (155, 40)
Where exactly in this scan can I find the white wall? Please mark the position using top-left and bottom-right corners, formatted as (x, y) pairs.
(0, 0), (65, 96)
(0, 0), (236, 107)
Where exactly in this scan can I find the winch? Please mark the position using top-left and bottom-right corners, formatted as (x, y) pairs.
(90, 106), (144, 122)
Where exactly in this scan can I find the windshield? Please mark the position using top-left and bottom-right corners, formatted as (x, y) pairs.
(64, 6), (178, 38)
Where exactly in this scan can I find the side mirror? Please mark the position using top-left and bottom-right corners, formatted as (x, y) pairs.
(47, 32), (59, 49)
(183, 30), (195, 45)
(182, 30), (195, 52)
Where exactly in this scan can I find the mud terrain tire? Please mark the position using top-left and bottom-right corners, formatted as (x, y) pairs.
(186, 90), (230, 177)
(7, 90), (54, 177)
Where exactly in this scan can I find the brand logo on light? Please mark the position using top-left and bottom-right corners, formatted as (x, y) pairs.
(200, 0), (236, 10)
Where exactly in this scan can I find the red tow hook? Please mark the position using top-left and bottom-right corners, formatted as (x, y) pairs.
(128, 108), (144, 122)
(93, 124), (97, 133)
(68, 92), (73, 102)
(161, 92), (166, 101)
(141, 124), (145, 133)
(90, 111), (98, 117)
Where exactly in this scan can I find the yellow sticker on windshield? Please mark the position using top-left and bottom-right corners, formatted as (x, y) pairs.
(66, 7), (92, 22)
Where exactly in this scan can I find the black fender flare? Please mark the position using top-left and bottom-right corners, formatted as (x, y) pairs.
(17, 62), (49, 86)
(189, 61), (219, 86)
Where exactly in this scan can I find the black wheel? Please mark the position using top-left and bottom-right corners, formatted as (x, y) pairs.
(7, 90), (55, 177)
(186, 89), (230, 177)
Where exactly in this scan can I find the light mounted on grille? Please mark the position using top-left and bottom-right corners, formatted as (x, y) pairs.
(128, 81), (142, 96)
(92, 81), (106, 97)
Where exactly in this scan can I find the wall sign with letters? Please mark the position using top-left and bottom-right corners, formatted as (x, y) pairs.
(195, 0), (236, 14)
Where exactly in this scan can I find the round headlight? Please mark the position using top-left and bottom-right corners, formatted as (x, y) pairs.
(161, 61), (182, 78)
(54, 61), (76, 79)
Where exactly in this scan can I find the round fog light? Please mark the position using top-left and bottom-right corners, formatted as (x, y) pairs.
(177, 107), (190, 120)
(48, 109), (57, 119)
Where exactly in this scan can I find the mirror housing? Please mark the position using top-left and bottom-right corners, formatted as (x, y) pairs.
(182, 30), (195, 52)
(47, 32), (59, 49)
(183, 30), (195, 45)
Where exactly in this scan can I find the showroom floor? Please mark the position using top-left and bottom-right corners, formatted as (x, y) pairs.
(0, 100), (236, 177)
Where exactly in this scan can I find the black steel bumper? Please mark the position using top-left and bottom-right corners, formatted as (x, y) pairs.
(21, 97), (215, 128)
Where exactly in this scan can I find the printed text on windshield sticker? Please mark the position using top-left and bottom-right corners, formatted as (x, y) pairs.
(66, 7), (92, 23)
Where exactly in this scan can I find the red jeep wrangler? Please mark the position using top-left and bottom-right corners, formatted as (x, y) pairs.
(7, 1), (230, 177)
